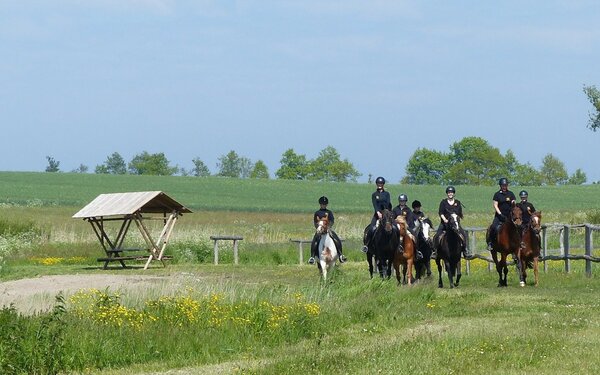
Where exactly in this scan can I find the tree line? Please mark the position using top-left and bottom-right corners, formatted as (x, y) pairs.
(44, 137), (589, 185)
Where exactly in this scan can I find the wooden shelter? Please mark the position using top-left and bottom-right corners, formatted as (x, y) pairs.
(73, 191), (192, 270)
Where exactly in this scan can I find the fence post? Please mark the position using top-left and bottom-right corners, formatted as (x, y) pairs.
(233, 239), (239, 265)
(542, 226), (548, 273)
(563, 225), (570, 273)
(213, 239), (219, 265)
(465, 230), (471, 275)
(299, 241), (304, 265)
(585, 225), (592, 277)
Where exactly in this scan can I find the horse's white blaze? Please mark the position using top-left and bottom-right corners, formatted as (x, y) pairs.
(450, 213), (459, 230)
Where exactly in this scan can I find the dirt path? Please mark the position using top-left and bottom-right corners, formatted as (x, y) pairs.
(0, 274), (175, 314)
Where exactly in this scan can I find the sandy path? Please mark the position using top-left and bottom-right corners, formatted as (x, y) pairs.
(0, 274), (174, 314)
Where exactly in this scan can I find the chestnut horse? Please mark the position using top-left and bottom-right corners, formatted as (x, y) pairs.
(315, 214), (339, 282)
(372, 209), (399, 279)
(518, 211), (542, 287)
(488, 203), (522, 287)
(392, 215), (419, 285)
(433, 213), (464, 288)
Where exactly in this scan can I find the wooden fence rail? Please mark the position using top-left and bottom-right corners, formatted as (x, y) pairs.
(462, 223), (600, 277)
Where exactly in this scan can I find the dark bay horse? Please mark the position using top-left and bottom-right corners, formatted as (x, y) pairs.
(373, 209), (399, 279)
(488, 203), (522, 287)
(392, 215), (418, 285)
(518, 211), (542, 287)
(433, 213), (464, 288)
(414, 217), (434, 280)
(363, 224), (378, 279)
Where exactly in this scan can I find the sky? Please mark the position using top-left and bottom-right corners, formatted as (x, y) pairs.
(1, 1), (599, 183)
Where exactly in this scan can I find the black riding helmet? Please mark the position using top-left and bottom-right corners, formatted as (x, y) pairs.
(412, 200), (421, 209)
(398, 194), (408, 202)
(446, 186), (456, 194)
(519, 190), (528, 198)
(498, 177), (509, 185)
(318, 196), (329, 205)
(375, 176), (386, 185)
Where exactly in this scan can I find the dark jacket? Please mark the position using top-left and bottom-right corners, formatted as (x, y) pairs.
(372, 189), (392, 213)
(493, 190), (516, 218)
(393, 205), (417, 230)
(438, 199), (463, 223)
(313, 208), (335, 228)
(517, 201), (536, 224)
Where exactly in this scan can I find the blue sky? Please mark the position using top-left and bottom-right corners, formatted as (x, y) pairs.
(1, 1), (599, 183)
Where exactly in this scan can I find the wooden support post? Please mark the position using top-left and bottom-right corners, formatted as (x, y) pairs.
(213, 239), (219, 265)
(563, 225), (570, 273)
(210, 236), (243, 265)
(585, 225), (592, 277)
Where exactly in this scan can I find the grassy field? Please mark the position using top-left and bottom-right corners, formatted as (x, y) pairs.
(2, 172), (600, 374)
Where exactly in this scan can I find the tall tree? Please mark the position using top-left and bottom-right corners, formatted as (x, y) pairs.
(540, 153), (568, 185)
(191, 157), (211, 177)
(276, 149), (309, 180)
(72, 164), (89, 173)
(513, 162), (543, 186)
(45, 156), (60, 172)
(446, 137), (506, 185)
(583, 85), (600, 131)
(217, 150), (242, 178)
(95, 152), (127, 174)
(250, 160), (270, 179)
(128, 151), (178, 176)
(403, 148), (449, 184)
(308, 146), (361, 182)
(239, 157), (254, 179)
(567, 168), (587, 185)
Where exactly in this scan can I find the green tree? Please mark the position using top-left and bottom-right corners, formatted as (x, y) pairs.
(217, 150), (242, 178)
(250, 160), (270, 179)
(191, 158), (211, 177)
(128, 151), (178, 176)
(446, 137), (506, 185)
(71, 164), (89, 173)
(513, 162), (543, 186)
(583, 85), (600, 131)
(539, 153), (568, 185)
(276, 149), (309, 180)
(45, 156), (60, 172)
(567, 168), (587, 185)
(402, 148), (449, 184)
(307, 146), (361, 182)
(95, 152), (127, 174)
(239, 157), (254, 179)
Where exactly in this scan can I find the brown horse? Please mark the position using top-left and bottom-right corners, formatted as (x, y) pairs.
(518, 211), (542, 287)
(488, 203), (522, 287)
(393, 215), (417, 285)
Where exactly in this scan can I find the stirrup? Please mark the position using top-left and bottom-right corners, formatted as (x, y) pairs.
(361, 245), (369, 253)
(416, 250), (423, 260)
(339, 254), (347, 263)
(308, 257), (315, 265)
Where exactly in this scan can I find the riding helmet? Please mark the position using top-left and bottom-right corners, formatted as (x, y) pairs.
(498, 177), (509, 185)
(446, 186), (456, 194)
(412, 200), (422, 209)
(519, 190), (528, 198)
(398, 194), (408, 202)
(318, 196), (329, 205)
(375, 176), (386, 185)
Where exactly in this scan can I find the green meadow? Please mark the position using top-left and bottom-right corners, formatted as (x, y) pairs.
(2, 172), (600, 374)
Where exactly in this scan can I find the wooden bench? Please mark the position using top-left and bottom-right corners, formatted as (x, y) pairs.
(210, 235), (243, 265)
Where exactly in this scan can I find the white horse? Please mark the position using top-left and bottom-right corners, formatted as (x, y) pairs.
(315, 214), (339, 282)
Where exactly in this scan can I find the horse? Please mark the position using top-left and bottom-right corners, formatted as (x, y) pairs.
(433, 213), (464, 288)
(372, 209), (399, 279)
(517, 211), (542, 287)
(487, 203), (523, 287)
(414, 217), (434, 280)
(315, 214), (339, 282)
(392, 215), (419, 285)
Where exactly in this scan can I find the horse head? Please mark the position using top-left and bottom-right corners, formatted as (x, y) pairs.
(510, 203), (523, 227)
(420, 217), (433, 246)
(316, 214), (330, 235)
(530, 211), (542, 234)
(381, 209), (395, 234)
(395, 215), (407, 236)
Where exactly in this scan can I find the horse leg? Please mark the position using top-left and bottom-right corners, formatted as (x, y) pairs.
(455, 260), (462, 287)
(500, 254), (509, 287)
(491, 250), (503, 287)
(533, 256), (539, 287)
(393, 258), (401, 285)
(436, 258), (444, 288)
(407, 258), (414, 285)
(367, 253), (374, 279)
(444, 260), (454, 289)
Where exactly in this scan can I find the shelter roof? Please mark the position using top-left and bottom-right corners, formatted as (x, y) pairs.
(72, 191), (192, 219)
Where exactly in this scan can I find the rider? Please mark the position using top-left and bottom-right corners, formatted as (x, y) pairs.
(517, 190), (540, 246)
(309, 196), (346, 265)
(487, 177), (517, 250)
(362, 176), (391, 253)
(392, 194), (422, 259)
(436, 186), (468, 257)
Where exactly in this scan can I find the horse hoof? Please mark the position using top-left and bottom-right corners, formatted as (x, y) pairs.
(520, 281), (525, 287)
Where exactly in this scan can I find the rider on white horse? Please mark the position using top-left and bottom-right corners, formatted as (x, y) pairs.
(309, 196), (346, 264)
